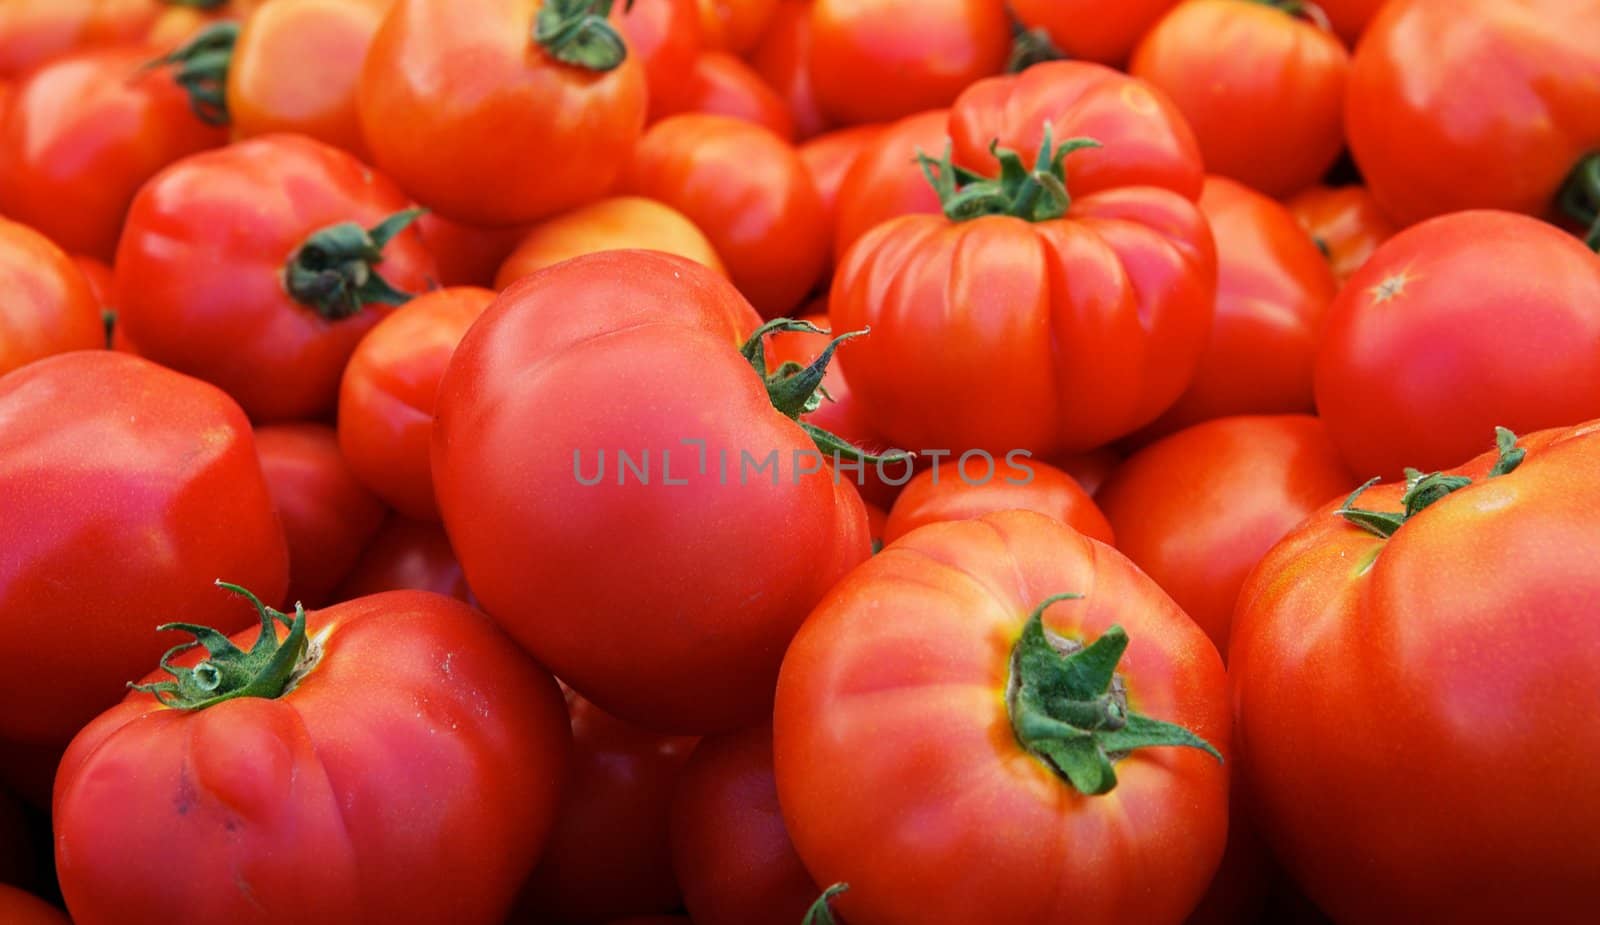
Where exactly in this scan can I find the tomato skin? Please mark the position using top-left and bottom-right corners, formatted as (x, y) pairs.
(0, 0), (159, 79)
(624, 115), (827, 318)
(798, 124), (883, 268)
(1314, 210), (1600, 479)
(115, 134), (437, 424)
(655, 51), (795, 140)
(749, 0), (828, 140)
(1346, 0), (1600, 227)
(416, 211), (530, 289)
(1285, 183), (1397, 283)
(55, 590), (572, 925)
(883, 458), (1115, 547)
(774, 510), (1229, 925)
(620, 0), (703, 120)
(494, 196), (725, 290)
(0, 47), (225, 261)
(831, 109), (946, 263)
(433, 251), (870, 734)
(333, 516), (472, 603)
(0, 218), (102, 378)
(1229, 421), (1600, 925)
(0, 885), (67, 925)
(359, 0), (647, 226)
(1008, 0), (1176, 65)
(0, 351), (289, 746)
(696, 0), (777, 53)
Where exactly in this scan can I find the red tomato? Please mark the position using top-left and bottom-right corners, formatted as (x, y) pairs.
(115, 134), (436, 423)
(654, 50), (794, 139)
(809, 0), (1008, 125)
(514, 692), (697, 923)
(55, 588), (571, 925)
(415, 211), (531, 288)
(0, 0), (158, 78)
(883, 457), (1115, 547)
(696, 0), (776, 53)
(0, 351), (288, 746)
(494, 196), (725, 290)
(774, 510), (1229, 925)
(1008, 0), (1176, 65)
(799, 124), (883, 267)
(1315, 210), (1600, 479)
(831, 109), (946, 263)
(624, 114), (827, 317)
(334, 516), (472, 603)
(0, 218), (102, 378)
(1346, 0), (1600, 227)
(339, 287), (496, 521)
(254, 423), (387, 608)
(1230, 422), (1600, 924)
(433, 251), (871, 733)
(0, 46), (225, 261)
(621, 0), (703, 120)
(1285, 183), (1398, 282)
(359, 0), (647, 226)
(1097, 415), (1356, 654)
(0, 885), (67, 925)
(749, 0), (828, 140)
(68, 254), (114, 309)
(671, 726), (819, 925)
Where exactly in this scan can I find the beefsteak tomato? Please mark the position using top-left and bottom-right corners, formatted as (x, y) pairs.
(882, 457), (1115, 547)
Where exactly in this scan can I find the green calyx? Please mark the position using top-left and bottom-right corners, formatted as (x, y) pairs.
(1336, 427), (1526, 539)
(1008, 595), (1222, 796)
(803, 884), (848, 925)
(1557, 153), (1600, 252)
(1007, 25), (1065, 73)
(534, 0), (632, 72)
(129, 582), (315, 711)
(918, 125), (1101, 224)
(284, 208), (425, 320)
(145, 21), (238, 127)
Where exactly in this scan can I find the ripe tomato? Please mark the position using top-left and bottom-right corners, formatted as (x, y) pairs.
(774, 510), (1229, 925)
(115, 134), (436, 423)
(334, 516), (472, 603)
(750, 0), (828, 140)
(55, 588), (571, 925)
(620, 0), (702, 119)
(0, 885), (67, 925)
(0, 0), (158, 78)
(1285, 183), (1398, 282)
(339, 287), (497, 521)
(624, 114), (826, 317)
(416, 211), (531, 288)
(433, 251), (871, 733)
(1008, 0), (1175, 65)
(1314, 210), (1600, 479)
(799, 124), (882, 266)
(1230, 422), (1600, 924)
(69, 254), (114, 309)
(831, 109), (946, 262)
(654, 50), (795, 139)
(0, 218), (102, 378)
(494, 196), (725, 290)
(883, 458), (1115, 547)
(0, 351), (288, 746)
(696, 0), (776, 53)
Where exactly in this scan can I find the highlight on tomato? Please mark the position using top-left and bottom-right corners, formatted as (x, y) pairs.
(1285, 183), (1398, 282)
(0, 217), (102, 378)
(494, 196), (725, 290)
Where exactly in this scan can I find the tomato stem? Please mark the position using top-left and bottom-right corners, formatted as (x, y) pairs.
(1557, 153), (1600, 252)
(534, 0), (631, 72)
(1007, 24), (1065, 74)
(284, 208), (426, 320)
(1336, 427), (1526, 539)
(803, 884), (848, 925)
(918, 125), (1100, 224)
(145, 21), (238, 127)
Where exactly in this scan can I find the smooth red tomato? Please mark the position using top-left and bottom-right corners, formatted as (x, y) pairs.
(254, 423), (387, 608)
(1097, 415), (1356, 654)
(333, 516), (472, 603)
(831, 108), (947, 262)
(799, 124), (882, 268)
(775, 510), (1229, 925)
(359, 0), (647, 226)
(0, 46), (225, 261)
(494, 196), (725, 290)
(116, 134), (436, 423)
(696, 0), (776, 53)
(1346, 0), (1600, 227)
(55, 588), (571, 925)
(416, 211), (531, 289)
(0, 885), (67, 925)
(750, 0), (828, 140)
(339, 287), (496, 521)
(0, 351), (288, 746)
(624, 114), (827, 317)
(883, 457), (1115, 547)
(671, 725), (819, 925)
(1285, 183), (1398, 282)
(621, 0), (703, 120)
(0, 0), (158, 78)
(433, 251), (871, 733)
(0, 218), (102, 378)
(1008, 0), (1176, 65)
(1315, 210), (1600, 479)
(1230, 422), (1600, 924)
(809, 0), (1008, 125)
(69, 255), (113, 309)
(654, 50), (794, 139)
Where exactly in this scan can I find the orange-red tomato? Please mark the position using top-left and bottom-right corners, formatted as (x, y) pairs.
(655, 50), (794, 139)
(798, 124), (883, 272)
(696, 0), (777, 53)
(621, 0), (703, 119)
(68, 255), (114, 309)
(1285, 183), (1398, 282)
(415, 211), (531, 289)
(1008, 0), (1176, 65)
(333, 515), (472, 603)
(0, 885), (67, 925)
(0, 0), (159, 79)
(750, 0), (828, 140)
(831, 108), (946, 262)
(495, 196), (724, 290)
(883, 458), (1115, 547)
(0, 218), (102, 378)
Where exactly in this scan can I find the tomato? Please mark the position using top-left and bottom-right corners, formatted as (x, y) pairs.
(654, 50), (794, 139)
(1097, 415), (1356, 654)
(334, 516), (472, 603)
(433, 251), (871, 733)
(620, 0), (702, 120)
(1008, 0), (1175, 65)
(0, 0), (159, 79)
(831, 109), (946, 262)
(416, 211), (531, 288)
(514, 692), (697, 923)
(1314, 210), (1600, 479)
(1053, 447), (1121, 497)
(115, 134), (436, 423)
(1317, 0), (1383, 46)
(624, 114), (827, 317)
(883, 457), (1115, 547)
(670, 725), (819, 925)
(0, 218), (102, 378)
(0, 885), (67, 925)
(55, 588), (571, 925)
(1130, 0), (1348, 198)
(68, 255), (114, 309)
(1346, 0), (1600, 228)
(254, 423), (387, 608)
(774, 510), (1229, 925)
(0, 351), (288, 746)
(1183, 779), (1272, 925)
(494, 196), (725, 291)
(696, 0), (776, 53)
(0, 46), (225, 261)
(359, 0), (647, 226)
(799, 124), (882, 268)
(809, 0), (1008, 125)
(750, 0), (828, 140)
(1285, 183), (1398, 283)
(339, 287), (497, 521)
(1230, 422), (1600, 924)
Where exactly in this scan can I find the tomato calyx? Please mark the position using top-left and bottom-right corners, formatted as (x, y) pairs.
(534, 0), (633, 72)
(1007, 18), (1065, 74)
(1557, 153), (1600, 251)
(918, 125), (1101, 224)
(1249, 0), (1334, 29)
(145, 21), (238, 127)
(803, 884), (849, 924)
(1008, 594), (1222, 796)
(1337, 427), (1526, 539)
(128, 582), (316, 711)
(285, 208), (426, 320)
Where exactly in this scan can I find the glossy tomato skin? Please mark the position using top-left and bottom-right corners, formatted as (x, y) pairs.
(360, 0), (647, 226)
(333, 516), (472, 603)
(0, 352), (289, 746)
(0, 46), (225, 261)
(750, 0), (828, 140)
(0, 0), (159, 79)
(1230, 421), (1600, 925)
(0, 218), (102, 378)
(1009, 0), (1176, 65)
(55, 590), (572, 925)
(624, 115), (826, 318)
(654, 51), (795, 139)
(883, 458), (1115, 547)
(774, 511), (1229, 925)
(416, 211), (530, 288)
(494, 196), (724, 290)
(0, 885), (67, 925)
(1097, 415), (1356, 654)
(115, 134), (436, 423)
(831, 109), (946, 262)
(1346, 0), (1600, 226)
(696, 0), (776, 54)
(338, 287), (494, 521)
(433, 251), (871, 733)
(621, 0), (703, 120)
(798, 124), (883, 268)
(1314, 210), (1600, 479)
(1286, 183), (1397, 283)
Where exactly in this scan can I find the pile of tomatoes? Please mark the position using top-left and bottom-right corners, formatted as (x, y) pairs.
(1, 1), (1598, 923)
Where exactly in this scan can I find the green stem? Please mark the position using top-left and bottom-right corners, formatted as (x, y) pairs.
(918, 125), (1100, 224)
(1007, 25), (1065, 74)
(803, 884), (848, 925)
(1336, 427), (1526, 539)
(1557, 153), (1600, 252)
(533, 0), (631, 71)
(284, 209), (426, 320)
(145, 21), (238, 127)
